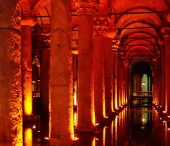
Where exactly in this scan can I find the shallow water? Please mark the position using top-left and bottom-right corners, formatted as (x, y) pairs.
(26, 107), (170, 146)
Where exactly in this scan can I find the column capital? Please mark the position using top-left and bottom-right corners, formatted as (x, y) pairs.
(21, 17), (37, 27)
(123, 60), (129, 68)
(162, 27), (170, 41)
(112, 39), (120, 51)
(77, 2), (98, 15)
(93, 16), (109, 35)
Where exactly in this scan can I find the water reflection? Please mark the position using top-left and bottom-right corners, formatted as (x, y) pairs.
(24, 127), (33, 146)
(130, 108), (153, 146)
(26, 107), (170, 146)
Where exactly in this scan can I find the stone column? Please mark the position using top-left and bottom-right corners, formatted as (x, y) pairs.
(164, 33), (170, 114)
(0, 1), (22, 145)
(40, 48), (50, 142)
(21, 19), (35, 118)
(94, 36), (105, 123)
(112, 51), (117, 110)
(114, 51), (119, 109)
(120, 61), (125, 105)
(104, 37), (113, 116)
(117, 60), (123, 107)
(123, 60), (129, 104)
(160, 45), (166, 109)
(152, 59), (159, 105)
(77, 2), (96, 131)
(50, 0), (74, 145)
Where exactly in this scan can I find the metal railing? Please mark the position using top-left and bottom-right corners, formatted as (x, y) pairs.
(131, 91), (152, 96)
(32, 91), (40, 98)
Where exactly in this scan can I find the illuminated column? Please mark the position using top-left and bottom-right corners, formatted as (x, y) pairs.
(24, 126), (33, 146)
(160, 45), (166, 109)
(121, 61), (125, 105)
(50, 0), (74, 145)
(114, 51), (119, 109)
(152, 59), (159, 104)
(117, 60), (124, 107)
(112, 50), (117, 110)
(104, 37), (113, 116)
(40, 48), (50, 142)
(123, 60), (129, 104)
(164, 33), (170, 114)
(77, 2), (96, 131)
(0, 1), (22, 145)
(94, 36), (105, 122)
(21, 18), (35, 117)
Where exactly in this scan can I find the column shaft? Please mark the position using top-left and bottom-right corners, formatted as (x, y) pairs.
(77, 13), (95, 131)
(160, 46), (166, 109)
(117, 60), (123, 106)
(112, 51), (116, 110)
(40, 48), (50, 142)
(50, 0), (74, 145)
(0, 1), (22, 145)
(152, 60), (159, 104)
(165, 39), (170, 113)
(94, 36), (105, 122)
(124, 61), (129, 104)
(21, 25), (32, 117)
(104, 37), (113, 116)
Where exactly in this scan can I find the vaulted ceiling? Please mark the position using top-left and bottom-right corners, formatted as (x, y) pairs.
(21, 0), (170, 63)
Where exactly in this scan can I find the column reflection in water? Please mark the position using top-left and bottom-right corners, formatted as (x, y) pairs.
(115, 116), (118, 146)
(117, 108), (129, 146)
(130, 108), (152, 145)
(76, 133), (96, 146)
(24, 127), (33, 146)
(74, 107), (170, 146)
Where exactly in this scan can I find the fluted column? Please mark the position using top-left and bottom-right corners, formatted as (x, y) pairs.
(94, 36), (105, 123)
(50, 0), (74, 145)
(77, 2), (96, 131)
(0, 1), (22, 145)
(104, 37), (113, 116)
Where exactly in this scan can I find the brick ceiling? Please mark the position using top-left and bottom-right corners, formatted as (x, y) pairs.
(21, 0), (170, 62)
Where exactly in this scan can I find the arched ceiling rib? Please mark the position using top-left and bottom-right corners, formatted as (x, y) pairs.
(20, 0), (170, 63)
(112, 0), (168, 13)
(116, 8), (163, 27)
(111, 0), (169, 62)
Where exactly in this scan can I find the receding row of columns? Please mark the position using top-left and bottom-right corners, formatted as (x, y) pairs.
(49, 1), (129, 144)
(152, 32), (170, 116)
(1, 0), (170, 145)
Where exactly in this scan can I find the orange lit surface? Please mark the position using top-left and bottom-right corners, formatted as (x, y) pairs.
(9, 2), (23, 145)
(24, 128), (32, 146)
(24, 93), (32, 116)
(103, 126), (106, 145)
